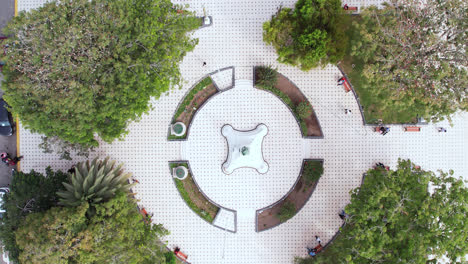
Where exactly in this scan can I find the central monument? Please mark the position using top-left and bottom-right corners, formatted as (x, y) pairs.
(221, 124), (269, 174)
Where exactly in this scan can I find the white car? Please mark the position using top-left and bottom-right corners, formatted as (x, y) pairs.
(0, 187), (10, 219)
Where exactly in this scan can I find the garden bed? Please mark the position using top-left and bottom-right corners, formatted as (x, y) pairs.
(256, 160), (323, 232)
(169, 162), (219, 223)
(254, 67), (322, 137)
(169, 77), (218, 140)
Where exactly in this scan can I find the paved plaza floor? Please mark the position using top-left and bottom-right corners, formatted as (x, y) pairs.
(16, 0), (468, 263)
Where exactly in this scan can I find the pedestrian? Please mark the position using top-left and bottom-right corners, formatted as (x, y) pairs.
(339, 209), (349, 220)
(1, 152), (22, 166)
(315, 235), (322, 245)
(68, 165), (76, 174)
(307, 247), (316, 257)
(345, 109), (351, 114)
(337, 77), (345, 85)
(438, 127), (447, 132)
(202, 62), (207, 66)
(379, 127), (385, 134)
(382, 127), (390, 135)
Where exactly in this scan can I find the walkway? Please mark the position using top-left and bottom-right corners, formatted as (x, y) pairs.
(16, 0), (468, 263)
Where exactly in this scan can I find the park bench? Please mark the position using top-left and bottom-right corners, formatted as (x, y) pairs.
(404, 126), (421, 132)
(343, 78), (352, 93)
(343, 5), (358, 11)
(174, 248), (190, 262)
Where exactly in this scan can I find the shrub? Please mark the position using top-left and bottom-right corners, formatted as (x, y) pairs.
(256, 65), (278, 87)
(277, 201), (296, 222)
(303, 161), (323, 185)
(296, 101), (313, 119)
(164, 252), (177, 264)
(263, 0), (348, 70)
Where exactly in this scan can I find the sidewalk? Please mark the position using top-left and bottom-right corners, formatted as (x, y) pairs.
(0, 0), (15, 37)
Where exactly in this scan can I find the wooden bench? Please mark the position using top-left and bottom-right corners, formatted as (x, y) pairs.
(343, 5), (358, 11)
(343, 79), (352, 93)
(404, 126), (421, 132)
(174, 249), (189, 262)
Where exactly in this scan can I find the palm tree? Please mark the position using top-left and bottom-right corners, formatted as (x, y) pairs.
(57, 157), (135, 207)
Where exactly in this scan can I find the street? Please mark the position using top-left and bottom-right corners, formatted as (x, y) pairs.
(0, 1), (16, 263)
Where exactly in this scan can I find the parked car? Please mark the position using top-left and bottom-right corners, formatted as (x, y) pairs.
(0, 187), (10, 219)
(0, 99), (13, 136)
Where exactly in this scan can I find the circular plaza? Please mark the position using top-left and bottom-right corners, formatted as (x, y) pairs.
(15, 0), (468, 264)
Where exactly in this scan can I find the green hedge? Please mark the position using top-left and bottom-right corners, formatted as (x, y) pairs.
(170, 163), (218, 223)
(173, 77), (213, 121)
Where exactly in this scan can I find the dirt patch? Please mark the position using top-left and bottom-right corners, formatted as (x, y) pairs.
(257, 176), (318, 232)
(176, 83), (217, 127)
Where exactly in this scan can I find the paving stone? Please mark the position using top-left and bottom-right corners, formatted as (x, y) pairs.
(16, 1), (468, 263)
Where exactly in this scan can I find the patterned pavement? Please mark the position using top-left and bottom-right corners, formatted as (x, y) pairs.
(16, 0), (468, 263)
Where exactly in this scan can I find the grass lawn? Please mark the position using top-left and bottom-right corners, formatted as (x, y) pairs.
(340, 17), (418, 124)
(169, 162), (219, 223)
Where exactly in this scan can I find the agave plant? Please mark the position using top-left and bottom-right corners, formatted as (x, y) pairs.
(57, 157), (135, 207)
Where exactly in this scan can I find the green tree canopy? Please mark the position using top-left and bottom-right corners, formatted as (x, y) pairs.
(263, 0), (348, 70)
(350, 0), (467, 122)
(15, 192), (169, 264)
(297, 159), (468, 263)
(0, 168), (68, 263)
(1, 0), (199, 147)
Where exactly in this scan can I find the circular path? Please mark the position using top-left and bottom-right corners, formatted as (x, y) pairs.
(184, 81), (305, 211)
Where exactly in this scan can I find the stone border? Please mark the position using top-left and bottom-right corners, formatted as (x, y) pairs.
(252, 66), (324, 139)
(336, 65), (428, 127)
(167, 66), (235, 142)
(209, 66), (235, 92)
(168, 160), (237, 233)
(255, 159), (323, 232)
(220, 123), (270, 175)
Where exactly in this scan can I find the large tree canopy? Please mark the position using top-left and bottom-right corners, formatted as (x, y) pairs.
(297, 159), (468, 263)
(1, 0), (199, 146)
(0, 168), (68, 263)
(263, 0), (348, 70)
(350, 0), (467, 122)
(15, 192), (169, 263)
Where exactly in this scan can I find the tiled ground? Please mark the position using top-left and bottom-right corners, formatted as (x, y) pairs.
(16, 1), (468, 264)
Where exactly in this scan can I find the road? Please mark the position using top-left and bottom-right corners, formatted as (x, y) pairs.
(0, 0), (14, 37)
(0, 1), (16, 263)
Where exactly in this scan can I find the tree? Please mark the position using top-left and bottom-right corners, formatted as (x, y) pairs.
(263, 0), (348, 70)
(0, 0), (199, 147)
(15, 192), (169, 263)
(0, 168), (68, 263)
(57, 157), (134, 207)
(350, 0), (468, 122)
(296, 159), (468, 263)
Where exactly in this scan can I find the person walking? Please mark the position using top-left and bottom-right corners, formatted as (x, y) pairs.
(345, 109), (351, 115)
(315, 235), (322, 245)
